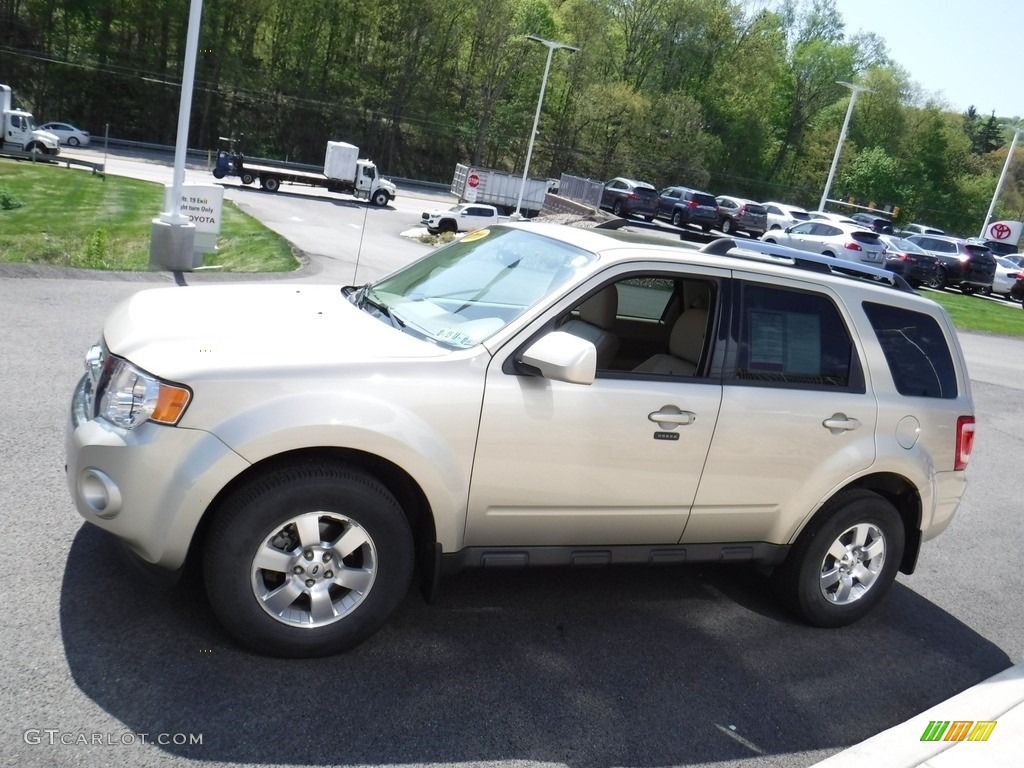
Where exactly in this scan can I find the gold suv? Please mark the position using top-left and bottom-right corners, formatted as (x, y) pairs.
(66, 225), (976, 657)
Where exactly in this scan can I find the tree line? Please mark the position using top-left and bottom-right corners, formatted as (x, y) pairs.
(1, 0), (1021, 235)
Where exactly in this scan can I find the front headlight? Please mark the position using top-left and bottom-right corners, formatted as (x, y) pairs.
(97, 357), (191, 429)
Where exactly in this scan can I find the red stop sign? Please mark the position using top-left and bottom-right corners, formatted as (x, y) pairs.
(467, 173), (480, 188)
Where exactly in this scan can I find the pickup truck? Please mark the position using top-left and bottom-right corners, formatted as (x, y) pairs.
(421, 203), (499, 234)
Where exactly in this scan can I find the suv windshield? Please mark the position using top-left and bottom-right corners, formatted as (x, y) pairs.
(362, 228), (596, 349)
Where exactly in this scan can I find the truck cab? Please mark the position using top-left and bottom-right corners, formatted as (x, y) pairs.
(354, 159), (396, 205)
(1, 84), (60, 155)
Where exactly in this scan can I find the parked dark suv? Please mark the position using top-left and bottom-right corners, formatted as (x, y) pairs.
(600, 177), (660, 220)
(657, 186), (719, 231)
(905, 234), (997, 294)
(715, 195), (768, 237)
(850, 213), (895, 235)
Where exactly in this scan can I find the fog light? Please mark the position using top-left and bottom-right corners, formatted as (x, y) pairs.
(79, 468), (123, 519)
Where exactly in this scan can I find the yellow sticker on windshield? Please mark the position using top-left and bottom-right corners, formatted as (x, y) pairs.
(461, 229), (491, 243)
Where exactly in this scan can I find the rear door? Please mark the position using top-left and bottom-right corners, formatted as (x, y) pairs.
(685, 276), (876, 546)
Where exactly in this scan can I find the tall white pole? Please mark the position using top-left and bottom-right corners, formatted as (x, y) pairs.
(150, 0), (203, 270)
(163, 0), (203, 226)
(512, 36), (578, 220)
(980, 126), (1020, 238)
(819, 81), (870, 212)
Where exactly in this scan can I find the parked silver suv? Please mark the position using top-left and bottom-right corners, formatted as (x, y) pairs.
(66, 225), (976, 657)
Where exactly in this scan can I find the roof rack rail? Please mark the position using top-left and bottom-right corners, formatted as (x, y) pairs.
(699, 237), (915, 293)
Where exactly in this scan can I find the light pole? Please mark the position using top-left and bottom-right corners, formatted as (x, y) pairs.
(818, 81), (871, 213)
(980, 124), (1020, 238)
(149, 0), (203, 270)
(512, 35), (579, 220)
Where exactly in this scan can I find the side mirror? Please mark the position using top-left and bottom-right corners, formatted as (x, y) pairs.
(519, 331), (596, 385)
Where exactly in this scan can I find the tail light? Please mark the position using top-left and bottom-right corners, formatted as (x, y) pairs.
(955, 416), (975, 471)
(845, 241), (863, 252)
(738, 205), (747, 215)
(687, 200), (698, 208)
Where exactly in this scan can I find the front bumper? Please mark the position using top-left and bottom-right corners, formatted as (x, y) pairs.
(66, 374), (249, 571)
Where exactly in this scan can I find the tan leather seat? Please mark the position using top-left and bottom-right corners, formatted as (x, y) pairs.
(560, 285), (620, 369)
(634, 290), (709, 375)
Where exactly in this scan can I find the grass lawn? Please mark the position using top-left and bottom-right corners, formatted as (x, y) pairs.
(921, 287), (1024, 337)
(0, 158), (299, 272)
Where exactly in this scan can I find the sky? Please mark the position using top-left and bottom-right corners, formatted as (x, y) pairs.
(829, 0), (1023, 119)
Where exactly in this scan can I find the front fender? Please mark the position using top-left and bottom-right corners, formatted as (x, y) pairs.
(199, 388), (483, 552)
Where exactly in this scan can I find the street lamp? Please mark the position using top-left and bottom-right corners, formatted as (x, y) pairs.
(980, 123), (1020, 238)
(818, 81), (872, 213)
(512, 35), (579, 220)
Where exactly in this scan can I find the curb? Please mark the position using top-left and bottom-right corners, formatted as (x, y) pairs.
(812, 662), (1024, 767)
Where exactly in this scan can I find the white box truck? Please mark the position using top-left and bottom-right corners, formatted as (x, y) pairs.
(0, 84), (61, 155)
(213, 138), (395, 206)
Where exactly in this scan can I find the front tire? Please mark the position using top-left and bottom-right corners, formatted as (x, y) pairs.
(371, 190), (390, 207)
(772, 489), (904, 628)
(203, 462), (414, 657)
(240, 172), (256, 186)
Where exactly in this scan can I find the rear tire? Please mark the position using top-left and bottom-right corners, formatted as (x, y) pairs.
(772, 489), (903, 628)
(961, 285), (977, 296)
(203, 461), (414, 658)
(261, 176), (280, 192)
(68, 137), (80, 147)
(720, 218), (734, 235)
(671, 211), (684, 227)
(925, 267), (947, 290)
(612, 201), (625, 217)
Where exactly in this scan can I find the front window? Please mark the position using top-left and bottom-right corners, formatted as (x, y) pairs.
(359, 228), (596, 349)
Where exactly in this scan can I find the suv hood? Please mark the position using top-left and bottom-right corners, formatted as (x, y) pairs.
(103, 284), (446, 380)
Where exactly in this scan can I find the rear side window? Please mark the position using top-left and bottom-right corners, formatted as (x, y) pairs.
(862, 303), (957, 398)
(694, 194), (717, 207)
(727, 283), (858, 389)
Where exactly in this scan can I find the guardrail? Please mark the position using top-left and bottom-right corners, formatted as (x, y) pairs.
(0, 147), (104, 174)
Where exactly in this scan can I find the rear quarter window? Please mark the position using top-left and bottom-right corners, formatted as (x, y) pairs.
(862, 302), (958, 398)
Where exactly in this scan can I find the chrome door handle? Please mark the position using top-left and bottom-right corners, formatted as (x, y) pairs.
(648, 408), (696, 429)
(822, 414), (861, 433)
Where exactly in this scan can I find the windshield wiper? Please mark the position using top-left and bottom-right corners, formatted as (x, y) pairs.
(359, 287), (405, 329)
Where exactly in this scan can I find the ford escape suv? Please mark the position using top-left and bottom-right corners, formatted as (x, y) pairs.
(66, 225), (975, 657)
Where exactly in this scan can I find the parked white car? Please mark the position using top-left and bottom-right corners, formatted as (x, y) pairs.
(986, 257), (1023, 298)
(39, 121), (90, 146)
(808, 210), (859, 225)
(761, 201), (811, 231)
(761, 220), (885, 265)
(421, 203), (499, 234)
